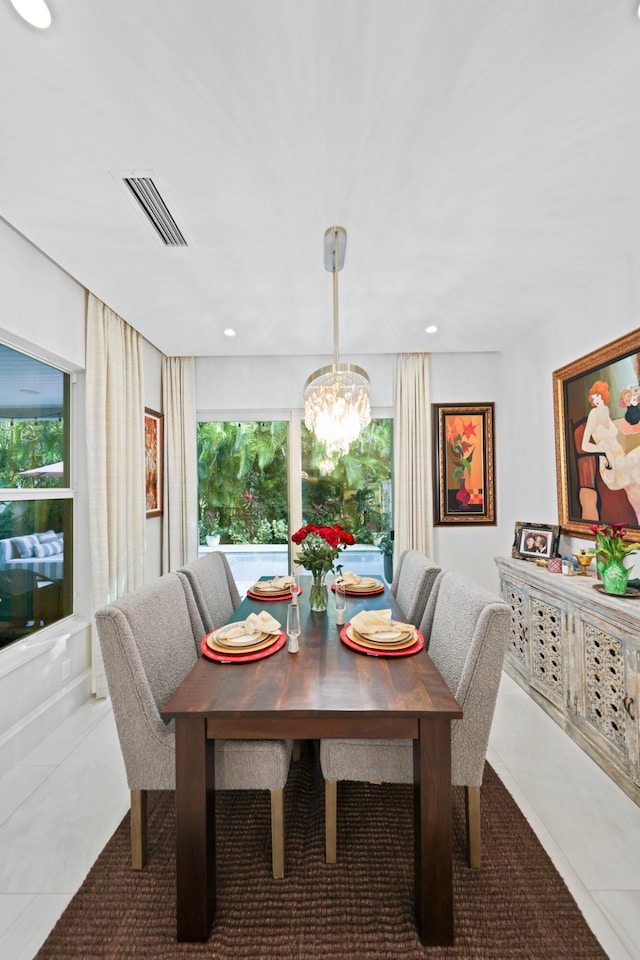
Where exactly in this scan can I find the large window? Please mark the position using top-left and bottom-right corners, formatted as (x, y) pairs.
(197, 416), (393, 590)
(0, 343), (73, 649)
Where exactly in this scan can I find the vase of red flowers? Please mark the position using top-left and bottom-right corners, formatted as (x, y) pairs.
(291, 523), (355, 612)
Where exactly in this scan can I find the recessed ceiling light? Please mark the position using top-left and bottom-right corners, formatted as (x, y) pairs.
(10, 0), (52, 29)
(425, 324), (438, 334)
(223, 328), (236, 337)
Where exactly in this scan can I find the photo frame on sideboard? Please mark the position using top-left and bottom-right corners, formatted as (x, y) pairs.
(512, 521), (559, 561)
(144, 407), (163, 518)
(553, 329), (640, 542)
(432, 402), (496, 525)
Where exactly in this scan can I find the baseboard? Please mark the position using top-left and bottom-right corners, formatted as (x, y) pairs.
(0, 668), (92, 775)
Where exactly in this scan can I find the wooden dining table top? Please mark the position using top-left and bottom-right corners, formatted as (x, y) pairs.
(163, 575), (462, 739)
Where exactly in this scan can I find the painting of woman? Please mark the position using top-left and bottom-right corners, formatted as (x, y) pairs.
(581, 379), (640, 524)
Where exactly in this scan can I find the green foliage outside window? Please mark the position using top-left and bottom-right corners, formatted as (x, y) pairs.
(197, 418), (392, 547)
(0, 420), (65, 489)
(197, 421), (289, 545)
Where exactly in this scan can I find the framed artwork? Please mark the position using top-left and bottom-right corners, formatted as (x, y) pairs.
(553, 329), (640, 542)
(432, 402), (496, 525)
(512, 522), (559, 561)
(144, 408), (163, 518)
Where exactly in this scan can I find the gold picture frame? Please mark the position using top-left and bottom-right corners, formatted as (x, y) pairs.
(144, 407), (163, 518)
(432, 402), (496, 525)
(553, 329), (640, 542)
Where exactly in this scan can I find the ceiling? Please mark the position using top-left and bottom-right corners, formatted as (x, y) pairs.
(1, 1), (639, 359)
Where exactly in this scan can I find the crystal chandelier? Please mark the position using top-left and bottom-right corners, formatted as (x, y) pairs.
(304, 227), (371, 456)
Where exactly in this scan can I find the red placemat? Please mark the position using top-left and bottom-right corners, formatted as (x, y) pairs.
(200, 631), (286, 663)
(246, 586), (301, 602)
(330, 583), (385, 596)
(339, 624), (424, 658)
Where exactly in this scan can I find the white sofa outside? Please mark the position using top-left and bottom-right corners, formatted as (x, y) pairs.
(0, 530), (64, 581)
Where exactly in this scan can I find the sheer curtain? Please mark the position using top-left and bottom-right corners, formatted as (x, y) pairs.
(86, 294), (145, 697)
(393, 353), (433, 560)
(162, 355), (198, 572)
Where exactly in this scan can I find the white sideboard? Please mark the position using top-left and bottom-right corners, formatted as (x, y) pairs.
(495, 557), (639, 806)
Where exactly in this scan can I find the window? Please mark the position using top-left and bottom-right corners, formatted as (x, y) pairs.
(197, 416), (393, 590)
(301, 418), (392, 578)
(0, 343), (73, 649)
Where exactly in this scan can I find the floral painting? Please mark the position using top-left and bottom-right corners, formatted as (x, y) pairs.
(432, 403), (496, 525)
(553, 329), (640, 541)
(144, 408), (163, 518)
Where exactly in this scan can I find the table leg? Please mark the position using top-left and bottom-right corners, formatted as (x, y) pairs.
(175, 718), (216, 941)
(413, 716), (454, 946)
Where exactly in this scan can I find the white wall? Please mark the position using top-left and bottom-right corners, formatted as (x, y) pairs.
(0, 217), (164, 773)
(197, 350), (505, 592)
(196, 352), (395, 414)
(499, 255), (640, 580)
(430, 352), (505, 592)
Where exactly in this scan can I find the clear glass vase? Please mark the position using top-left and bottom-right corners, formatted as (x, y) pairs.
(309, 571), (329, 612)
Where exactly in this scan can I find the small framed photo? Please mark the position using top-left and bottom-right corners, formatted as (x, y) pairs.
(512, 522), (559, 561)
(144, 407), (163, 518)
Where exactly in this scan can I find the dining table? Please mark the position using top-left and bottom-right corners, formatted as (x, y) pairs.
(161, 573), (463, 946)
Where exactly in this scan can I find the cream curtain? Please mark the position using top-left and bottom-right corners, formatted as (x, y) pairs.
(393, 353), (433, 560)
(86, 294), (145, 697)
(162, 356), (198, 572)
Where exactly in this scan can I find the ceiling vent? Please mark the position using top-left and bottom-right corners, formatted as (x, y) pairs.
(122, 176), (188, 247)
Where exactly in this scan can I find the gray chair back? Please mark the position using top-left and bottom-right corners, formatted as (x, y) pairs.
(177, 551), (240, 634)
(94, 572), (205, 790)
(393, 549), (441, 626)
(426, 570), (510, 786)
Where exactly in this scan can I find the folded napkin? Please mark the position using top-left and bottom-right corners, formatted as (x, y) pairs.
(217, 611), (281, 640)
(256, 576), (295, 590)
(350, 609), (393, 635)
(338, 571), (379, 588)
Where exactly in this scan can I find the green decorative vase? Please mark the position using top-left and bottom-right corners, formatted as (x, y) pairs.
(601, 561), (630, 596)
(309, 571), (328, 612)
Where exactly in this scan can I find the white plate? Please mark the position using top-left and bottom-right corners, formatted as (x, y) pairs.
(213, 624), (263, 646)
(359, 630), (407, 643)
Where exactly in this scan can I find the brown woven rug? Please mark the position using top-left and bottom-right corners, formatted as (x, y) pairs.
(36, 743), (606, 959)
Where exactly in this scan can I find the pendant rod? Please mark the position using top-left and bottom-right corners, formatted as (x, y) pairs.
(332, 229), (340, 373)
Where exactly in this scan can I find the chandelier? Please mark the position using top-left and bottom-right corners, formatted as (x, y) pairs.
(304, 227), (371, 456)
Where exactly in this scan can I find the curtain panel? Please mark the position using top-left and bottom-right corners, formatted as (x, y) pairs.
(86, 295), (145, 697)
(393, 353), (433, 560)
(162, 356), (198, 572)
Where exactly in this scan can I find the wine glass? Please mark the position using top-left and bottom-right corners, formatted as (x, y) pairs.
(286, 603), (300, 653)
(334, 582), (346, 624)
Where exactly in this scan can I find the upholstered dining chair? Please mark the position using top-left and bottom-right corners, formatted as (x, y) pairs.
(320, 570), (510, 869)
(177, 550), (241, 634)
(95, 571), (292, 878)
(389, 549), (441, 626)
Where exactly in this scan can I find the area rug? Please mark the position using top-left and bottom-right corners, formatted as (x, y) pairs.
(36, 743), (606, 960)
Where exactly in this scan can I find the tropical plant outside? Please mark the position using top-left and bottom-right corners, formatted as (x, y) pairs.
(197, 418), (392, 546)
(0, 420), (65, 489)
(301, 419), (392, 544)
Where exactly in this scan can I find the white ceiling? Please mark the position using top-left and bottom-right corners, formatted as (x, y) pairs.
(1, 1), (639, 358)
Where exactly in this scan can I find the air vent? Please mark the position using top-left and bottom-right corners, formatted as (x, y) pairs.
(122, 177), (187, 247)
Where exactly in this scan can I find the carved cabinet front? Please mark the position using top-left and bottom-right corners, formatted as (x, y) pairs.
(496, 557), (640, 806)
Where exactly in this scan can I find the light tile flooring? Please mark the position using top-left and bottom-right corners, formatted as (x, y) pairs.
(0, 672), (639, 959)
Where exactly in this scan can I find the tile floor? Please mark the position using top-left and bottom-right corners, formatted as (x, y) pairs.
(0, 671), (639, 959)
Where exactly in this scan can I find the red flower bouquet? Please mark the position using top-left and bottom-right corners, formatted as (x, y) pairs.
(291, 524), (355, 610)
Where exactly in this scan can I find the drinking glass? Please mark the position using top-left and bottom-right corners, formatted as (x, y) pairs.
(334, 582), (346, 624)
(286, 602), (300, 653)
(289, 571), (298, 604)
